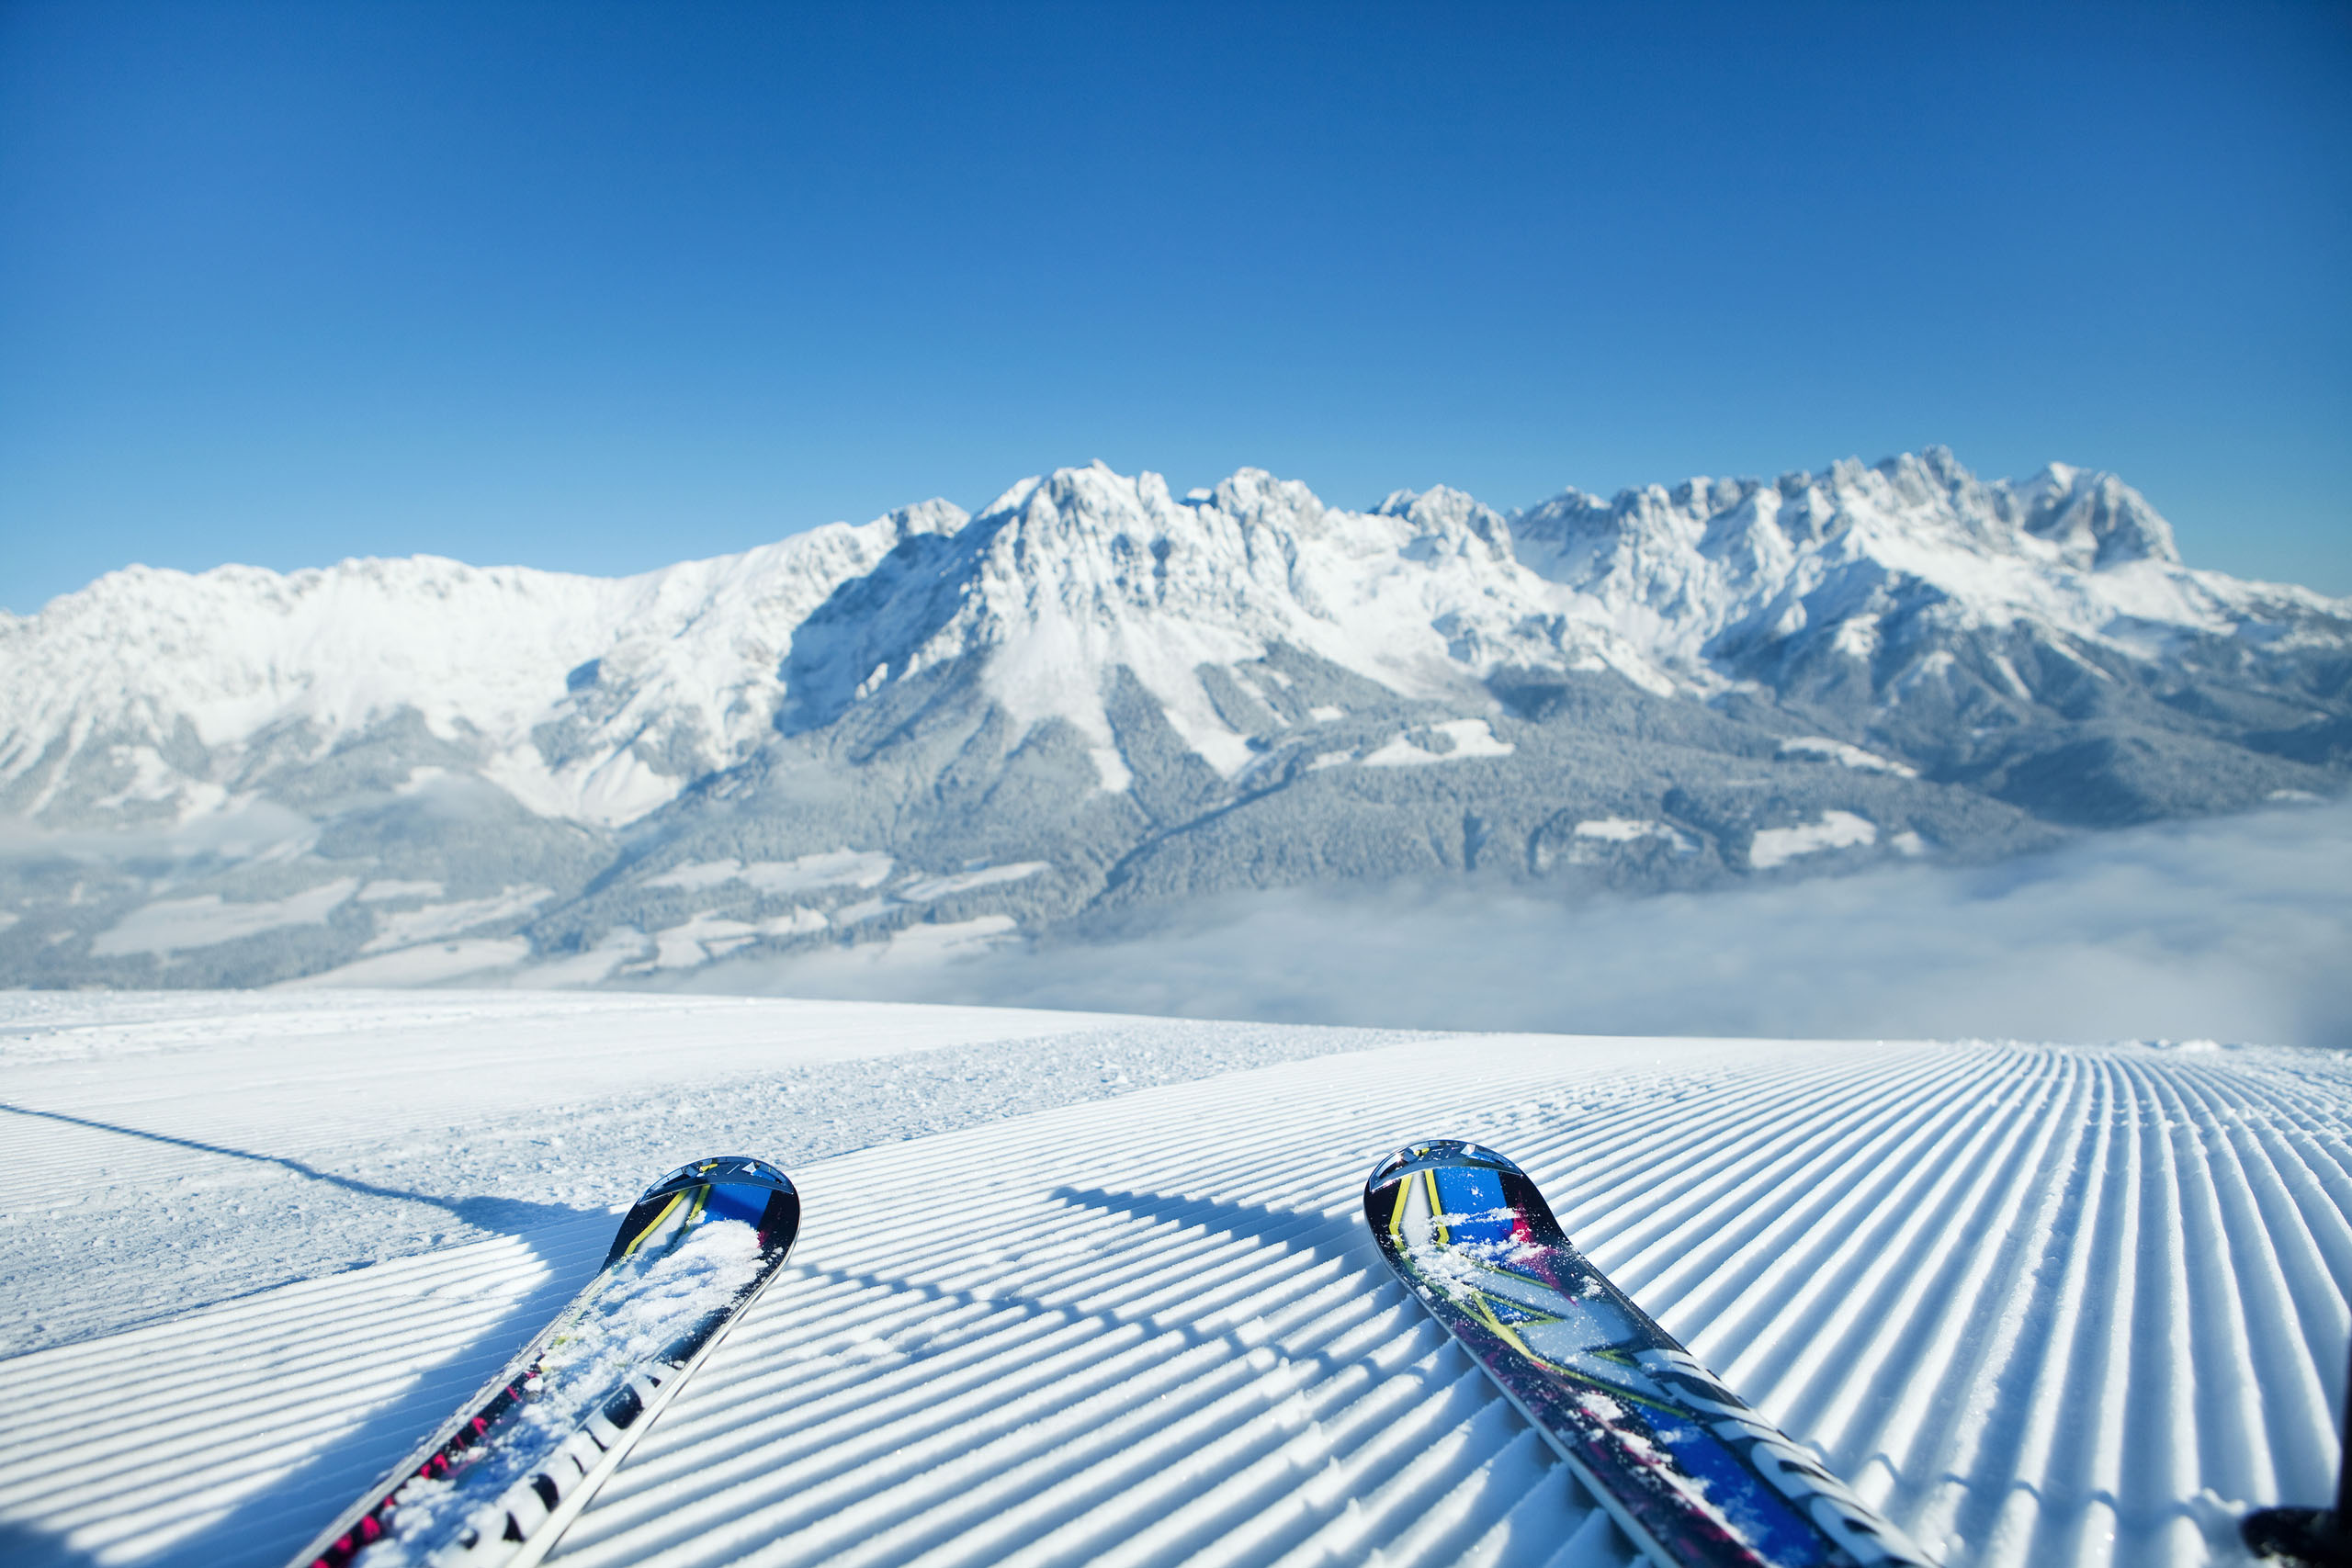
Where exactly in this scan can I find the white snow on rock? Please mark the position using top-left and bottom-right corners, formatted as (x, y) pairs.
(1777, 735), (1921, 777)
(1508, 447), (2344, 686)
(1574, 817), (1658, 842)
(1088, 746), (1134, 794)
(0, 501), (969, 829)
(1750, 810), (1880, 868)
(0, 991), (2343, 1568)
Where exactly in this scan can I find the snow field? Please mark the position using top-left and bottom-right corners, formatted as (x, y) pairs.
(0, 1002), (2346, 1568)
(545, 1040), (2352, 1568)
(0, 991), (1162, 1352)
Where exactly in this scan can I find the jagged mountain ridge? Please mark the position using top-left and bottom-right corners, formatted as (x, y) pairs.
(2, 446), (2344, 989)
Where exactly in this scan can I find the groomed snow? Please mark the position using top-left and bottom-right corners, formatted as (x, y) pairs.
(0, 992), (2345, 1568)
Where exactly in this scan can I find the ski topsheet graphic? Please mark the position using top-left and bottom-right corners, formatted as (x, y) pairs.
(1364, 1140), (1929, 1568)
(289, 1156), (801, 1568)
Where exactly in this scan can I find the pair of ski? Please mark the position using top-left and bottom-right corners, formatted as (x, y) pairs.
(292, 1143), (1926, 1568)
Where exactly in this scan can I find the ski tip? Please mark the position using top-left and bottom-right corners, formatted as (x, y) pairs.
(605, 1156), (803, 1269)
(2243, 1506), (2352, 1565)
(1363, 1139), (1527, 1195)
(639, 1156), (796, 1202)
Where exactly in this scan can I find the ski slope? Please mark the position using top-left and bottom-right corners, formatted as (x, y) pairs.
(0, 993), (2346, 1568)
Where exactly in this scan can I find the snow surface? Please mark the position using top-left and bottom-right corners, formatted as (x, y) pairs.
(1, 991), (2345, 1568)
(1749, 810), (1880, 869)
(285, 936), (537, 987)
(88, 878), (359, 957)
(1360, 720), (1517, 768)
(648, 853), (897, 897)
(894, 863), (1051, 902)
(1777, 737), (1920, 778)
(359, 886), (553, 953)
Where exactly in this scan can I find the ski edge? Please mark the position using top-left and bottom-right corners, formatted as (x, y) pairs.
(500, 1231), (800, 1568)
(1362, 1148), (1690, 1568)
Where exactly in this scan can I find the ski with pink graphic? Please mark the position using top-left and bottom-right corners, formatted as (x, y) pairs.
(287, 1156), (800, 1568)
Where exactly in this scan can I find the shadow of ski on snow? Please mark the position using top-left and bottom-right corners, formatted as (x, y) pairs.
(0, 1102), (615, 1567)
(0, 1101), (584, 1233)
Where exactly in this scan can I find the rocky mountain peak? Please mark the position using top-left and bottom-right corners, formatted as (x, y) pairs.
(2015, 466), (2179, 570)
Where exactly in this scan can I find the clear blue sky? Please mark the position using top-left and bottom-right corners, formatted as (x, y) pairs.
(4, 0), (2347, 614)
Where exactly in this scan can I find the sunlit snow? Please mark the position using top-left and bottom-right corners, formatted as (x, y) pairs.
(1777, 735), (1920, 777)
(0, 990), (2341, 1568)
(1748, 810), (1879, 868)
(1360, 718), (1516, 767)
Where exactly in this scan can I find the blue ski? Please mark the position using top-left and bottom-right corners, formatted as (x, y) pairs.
(289, 1156), (800, 1568)
(1365, 1139), (1929, 1568)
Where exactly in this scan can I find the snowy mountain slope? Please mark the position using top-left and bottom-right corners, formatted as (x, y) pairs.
(1510, 450), (2351, 810)
(0, 992), (2344, 1568)
(0, 499), (968, 831)
(1, 449), (2345, 989)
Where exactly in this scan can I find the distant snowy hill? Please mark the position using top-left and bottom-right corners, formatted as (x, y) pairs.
(2, 447), (2346, 988)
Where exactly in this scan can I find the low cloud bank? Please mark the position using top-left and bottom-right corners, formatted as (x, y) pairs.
(688, 802), (2352, 1047)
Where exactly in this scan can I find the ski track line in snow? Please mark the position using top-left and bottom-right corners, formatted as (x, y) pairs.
(0, 1032), (2346, 1568)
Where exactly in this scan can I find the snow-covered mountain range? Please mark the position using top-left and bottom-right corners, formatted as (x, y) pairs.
(3, 446), (2346, 988)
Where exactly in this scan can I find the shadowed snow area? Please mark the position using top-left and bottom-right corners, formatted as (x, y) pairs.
(690, 798), (2352, 1049)
(0, 994), (2346, 1568)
